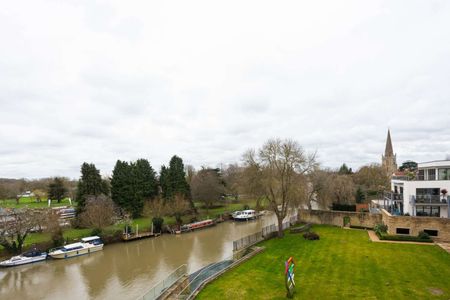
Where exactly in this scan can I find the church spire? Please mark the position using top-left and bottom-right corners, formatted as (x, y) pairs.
(385, 129), (394, 157)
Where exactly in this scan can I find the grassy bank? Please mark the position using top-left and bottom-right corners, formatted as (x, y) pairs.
(0, 200), (261, 256)
(0, 197), (72, 209)
(197, 225), (450, 299)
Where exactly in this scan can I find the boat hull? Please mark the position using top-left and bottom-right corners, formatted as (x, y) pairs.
(49, 244), (103, 259)
(0, 255), (47, 267)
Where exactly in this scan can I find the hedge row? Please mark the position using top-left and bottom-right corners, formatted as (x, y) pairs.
(377, 232), (433, 243)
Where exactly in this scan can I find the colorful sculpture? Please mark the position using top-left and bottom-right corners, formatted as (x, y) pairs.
(285, 257), (295, 298)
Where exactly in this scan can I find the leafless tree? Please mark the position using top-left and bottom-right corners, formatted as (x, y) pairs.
(0, 209), (40, 253)
(190, 167), (226, 212)
(78, 195), (116, 230)
(244, 138), (316, 237)
(330, 174), (356, 205)
(168, 194), (190, 227)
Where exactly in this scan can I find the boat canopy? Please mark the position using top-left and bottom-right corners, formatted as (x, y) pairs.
(64, 242), (84, 250)
(81, 236), (101, 242)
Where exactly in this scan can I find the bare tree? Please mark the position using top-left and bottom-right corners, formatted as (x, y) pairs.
(0, 209), (40, 253)
(244, 138), (316, 237)
(168, 194), (190, 227)
(330, 174), (356, 205)
(190, 167), (226, 212)
(78, 195), (116, 230)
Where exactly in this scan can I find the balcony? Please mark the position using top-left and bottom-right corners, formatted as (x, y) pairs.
(384, 192), (403, 201)
(412, 195), (448, 205)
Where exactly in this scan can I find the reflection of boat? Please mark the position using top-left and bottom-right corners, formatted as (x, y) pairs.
(232, 210), (257, 221)
(180, 219), (215, 232)
(0, 249), (47, 267)
(48, 236), (103, 259)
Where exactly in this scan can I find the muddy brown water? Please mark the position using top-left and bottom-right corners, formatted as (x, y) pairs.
(0, 214), (277, 300)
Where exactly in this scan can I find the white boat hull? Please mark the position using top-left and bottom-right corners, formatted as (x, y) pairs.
(0, 254), (47, 267)
(49, 244), (103, 259)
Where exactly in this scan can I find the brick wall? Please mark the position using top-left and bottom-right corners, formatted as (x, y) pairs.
(381, 209), (450, 242)
(299, 210), (381, 228)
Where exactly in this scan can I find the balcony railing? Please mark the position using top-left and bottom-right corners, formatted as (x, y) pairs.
(412, 195), (448, 204)
(384, 192), (403, 201)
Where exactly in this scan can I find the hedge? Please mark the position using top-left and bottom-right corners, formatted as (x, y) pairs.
(377, 232), (433, 243)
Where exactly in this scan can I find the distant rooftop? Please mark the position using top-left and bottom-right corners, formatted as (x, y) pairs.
(418, 160), (450, 169)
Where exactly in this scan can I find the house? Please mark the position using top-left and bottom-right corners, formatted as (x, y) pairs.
(385, 160), (450, 218)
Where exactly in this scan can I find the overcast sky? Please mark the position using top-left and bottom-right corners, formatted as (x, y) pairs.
(1, 0), (450, 179)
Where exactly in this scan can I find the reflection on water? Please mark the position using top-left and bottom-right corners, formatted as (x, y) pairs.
(0, 214), (277, 300)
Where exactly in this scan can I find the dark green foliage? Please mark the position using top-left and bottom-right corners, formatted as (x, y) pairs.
(98, 229), (123, 244)
(160, 155), (193, 207)
(338, 163), (352, 174)
(111, 160), (134, 215)
(331, 203), (356, 211)
(377, 232), (432, 243)
(355, 186), (365, 204)
(111, 159), (158, 218)
(374, 223), (388, 234)
(48, 177), (67, 203)
(399, 160), (418, 172)
(418, 231), (430, 240)
(51, 228), (65, 247)
(76, 163), (108, 212)
(152, 217), (164, 233)
(91, 228), (103, 237)
(303, 231), (320, 240)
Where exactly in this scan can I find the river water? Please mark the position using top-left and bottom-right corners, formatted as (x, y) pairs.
(0, 213), (277, 300)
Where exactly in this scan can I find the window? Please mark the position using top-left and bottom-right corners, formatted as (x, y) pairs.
(427, 169), (436, 180)
(438, 168), (450, 180)
(396, 228), (410, 235)
(416, 206), (440, 217)
(416, 188), (440, 203)
(418, 169), (424, 180)
(424, 229), (438, 237)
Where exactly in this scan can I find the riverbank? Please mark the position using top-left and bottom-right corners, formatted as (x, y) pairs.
(0, 200), (260, 259)
(197, 225), (450, 299)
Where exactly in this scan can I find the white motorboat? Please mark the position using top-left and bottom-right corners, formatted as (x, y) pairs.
(232, 209), (257, 221)
(0, 249), (47, 267)
(48, 236), (103, 259)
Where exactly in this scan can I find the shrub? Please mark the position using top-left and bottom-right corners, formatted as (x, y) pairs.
(91, 228), (103, 236)
(377, 232), (432, 243)
(418, 231), (430, 240)
(303, 232), (320, 240)
(152, 217), (164, 233)
(99, 229), (123, 244)
(331, 203), (356, 212)
(374, 223), (388, 234)
(243, 204), (250, 210)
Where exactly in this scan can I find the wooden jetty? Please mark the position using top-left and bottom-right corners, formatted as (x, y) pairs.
(122, 224), (160, 242)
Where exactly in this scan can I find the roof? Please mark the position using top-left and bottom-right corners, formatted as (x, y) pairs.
(418, 160), (450, 169)
(81, 236), (101, 242)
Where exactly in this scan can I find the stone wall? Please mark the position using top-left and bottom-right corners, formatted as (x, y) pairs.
(381, 209), (450, 242)
(299, 210), (381, 228)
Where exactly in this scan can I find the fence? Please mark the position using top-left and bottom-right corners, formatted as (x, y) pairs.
(233, 214), (298, 252)
(137, 264), (188, 300)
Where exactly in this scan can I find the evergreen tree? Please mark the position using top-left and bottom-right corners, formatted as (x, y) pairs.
(159, 166), (170, 199)
(339, 163), (352, 175)
(76, 163), (108, 212)
(134, 159), (158, 199)
(355, 186), (365, 204)
(48, 177), (67, 203)
(168, 155), (191, 200)
(111, 160), (134, 215)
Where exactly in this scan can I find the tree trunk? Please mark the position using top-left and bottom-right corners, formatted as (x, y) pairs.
(277, 215), (284, 238)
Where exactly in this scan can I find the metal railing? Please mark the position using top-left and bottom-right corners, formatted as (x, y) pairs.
(137, 264), (187, 300)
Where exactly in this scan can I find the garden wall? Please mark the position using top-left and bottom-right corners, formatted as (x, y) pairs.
(381, 209), (450, 242)
(299, 210), (381, 228)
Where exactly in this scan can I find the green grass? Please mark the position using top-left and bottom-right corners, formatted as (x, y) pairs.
(197, 225), (450, 299)
(0, 197), (73, 209)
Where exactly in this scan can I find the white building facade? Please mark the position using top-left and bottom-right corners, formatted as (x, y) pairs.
(389, 160), (450, 218)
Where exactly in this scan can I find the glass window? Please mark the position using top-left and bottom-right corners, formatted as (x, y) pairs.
(427, 169), (436, 180)
(438, 168), (450, 180)
(418, 169), (424, 180)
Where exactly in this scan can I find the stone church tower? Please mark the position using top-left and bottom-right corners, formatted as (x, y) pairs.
(382, 129), (397, 176)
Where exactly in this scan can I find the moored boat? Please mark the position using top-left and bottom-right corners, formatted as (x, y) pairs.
(0, 249), (47, 267)
(48, 236), (103, 259)
(180, 219), (215, 232)
(232, 209), (257, 221)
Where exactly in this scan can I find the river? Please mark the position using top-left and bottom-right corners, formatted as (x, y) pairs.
(0, 213), (278, 300)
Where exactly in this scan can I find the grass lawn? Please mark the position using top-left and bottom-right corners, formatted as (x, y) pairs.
(197, 225), (450, 299)
(0, 197), (73, 209)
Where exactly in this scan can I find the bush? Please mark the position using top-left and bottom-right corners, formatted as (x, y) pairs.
(51, 229), (65, 247)
(243, 204), (250, 210)
(374, 223), (388, 234)
(303, 232), (320, 240)
(418, 231), (430, 240)
(99, 229), (123, 244)
(91, 228), (103, 236)
(377, 232), (432, 243)
(331, 203), (356, 212)
(152, 217), (164, 233)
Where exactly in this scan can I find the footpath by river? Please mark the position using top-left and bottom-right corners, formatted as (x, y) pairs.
(0, 213), (278, 300)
